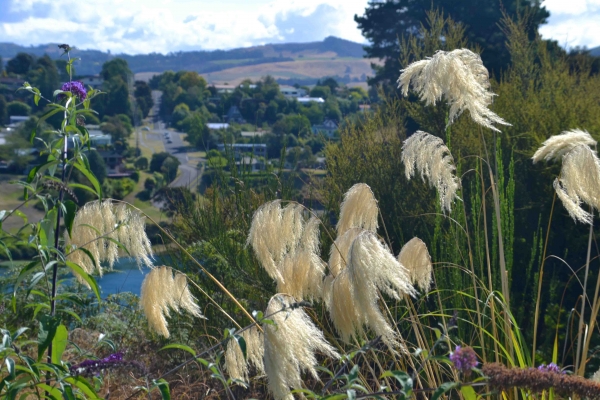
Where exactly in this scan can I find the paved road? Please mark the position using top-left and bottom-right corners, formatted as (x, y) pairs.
(147, 90), (204, 189)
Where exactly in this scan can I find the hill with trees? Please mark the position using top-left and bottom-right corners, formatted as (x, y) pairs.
(0, 36), (367, 77)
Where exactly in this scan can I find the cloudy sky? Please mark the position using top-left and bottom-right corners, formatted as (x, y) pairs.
(1, 0), (599, 54)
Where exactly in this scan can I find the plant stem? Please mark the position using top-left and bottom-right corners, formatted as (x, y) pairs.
(532, 190), (556, 365)
(47, 101), (69, 365)
(575, 208), (593, 376)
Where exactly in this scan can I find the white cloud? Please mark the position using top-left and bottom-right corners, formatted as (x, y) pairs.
(540, 0), (600, 49)
(1, 0), (598, 53)
(0, 0), (369, 54)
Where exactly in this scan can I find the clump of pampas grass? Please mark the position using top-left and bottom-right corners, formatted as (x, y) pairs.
(532, 130), (600, 224)
(224, 325), (265, 383)
(328, 227), (363, 277)
(263, 295), (339, 400)
(398, 48), (510, 132)
(324, 231), (415, 347)
(401, 131), (460, 213)
(140, 266), (204, 337)
(65, 200), (153, 282)
(248, 201), (325, 301)
(398, 237), (433, 293)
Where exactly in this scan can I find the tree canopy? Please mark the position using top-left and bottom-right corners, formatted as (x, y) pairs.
(355, 0), (549, 89)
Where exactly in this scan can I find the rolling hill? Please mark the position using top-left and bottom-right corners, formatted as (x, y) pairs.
(0, 37), (374, 85)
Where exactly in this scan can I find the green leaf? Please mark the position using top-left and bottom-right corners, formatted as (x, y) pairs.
(36, 383), (62, 399)
(234, 334), (247, 360)
(73, 160), (101, 199)
(460, 385), (478, 400)
(63, 200), (77, 239)
(155, 379), (171, 400)
(5, 357), (15, 380)
(37, 314), (61, 362)
(64, 376), (99, 399)
(68, 183), (97, 197)
(65, 261), (101, 302)
(40, 207), (58, 248)
(61, 385), (75, 400)
(160, 344), (196, 357)
(431, 382), (461, 400)
(380, 370), (413, 395)
(51, 324), (68, 364)
(13, 260), (40, 298)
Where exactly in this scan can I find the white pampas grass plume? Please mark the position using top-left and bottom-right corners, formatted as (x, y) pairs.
(224, 325), (265, 383)
(328, 227), (363, 277)
(140, 266), (205, 337)
(66, 200), (154, 285)
(263, 295), (339, 400)
(592, 368), (600, 383)
(553, 145), (600, 224)
(532, 129), (596, 164)
(248, 202), (326, 300)
(336, 183), (379, 236)
(279, 217), (326, 300)
(398, 49), (510, 132)
(401, 131), (460, 213)
(324, 232), (416, 347)
(398, 237), (433, 293)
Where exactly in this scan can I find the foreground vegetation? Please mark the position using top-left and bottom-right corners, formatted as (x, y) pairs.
(2, 9), (600, 400)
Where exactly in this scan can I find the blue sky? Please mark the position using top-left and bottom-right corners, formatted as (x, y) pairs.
(0, 0), (599, 54)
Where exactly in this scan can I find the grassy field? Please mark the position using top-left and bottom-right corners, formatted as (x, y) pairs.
(0, 175), (45, 233)
(202, 58), (380, 85)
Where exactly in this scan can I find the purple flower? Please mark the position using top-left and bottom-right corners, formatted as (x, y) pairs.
(537, 363), (564, 374)
(450, 345), (479, 376)
(59, 81), (87, 101)
(69, 351), (146, 377)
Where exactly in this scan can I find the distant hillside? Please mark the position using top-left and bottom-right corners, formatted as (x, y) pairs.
(591, 46), (600, 57)
(0, 36), (367, 78)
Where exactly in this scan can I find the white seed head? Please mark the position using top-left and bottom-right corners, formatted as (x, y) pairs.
(224, 325), (265, 383)
(336, 183), (379, 236)
(139, 266), (204, 337)
(325, 232), (416, 348)
(554, 144), (600, 224)
(328, 227), (363, 277)
(263, 295), (339, 400)
(398, 49), (511, 132)
(401, 131), (460, 213)
(532, 129), (596, 164)
(398, 237), (433, 293)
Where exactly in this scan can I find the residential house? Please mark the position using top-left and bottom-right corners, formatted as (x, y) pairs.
(280, 85), (307, 98)
(240, 130), (266, 138)
(98, 150), (131, 178)
(0, 77), (25, 91)
(8, 116), (29, 129)
(212, 84), (236, 94)
(312, 119), (338, 138)
(79, 75), (104, 90)
(236, 156), (266, 172)
(225, 105), (246, 124)
(217, 143), (267, 160)
(297, 97), (325, 104)
(207, 123), (230, 130)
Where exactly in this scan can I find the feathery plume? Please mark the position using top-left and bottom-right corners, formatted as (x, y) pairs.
(65, 200), (154, 284)
(140, 266), (204, 337)
(248, 202), (326, 300)
(532, 129), (596, 164)
(554, 145), (600, 224)
(328, 227), (363, 277)
(592, 368), (600, 383)
(397, 237), (433, 293)
(325, 231), (416, 348)
(336, 183), (379, 236)
(263, 295), (339, 400)
(224, 326), (265, 383)
(401, 131), (460, 213)
(279, 217), (326, 301)
(398, 48), (511, 132)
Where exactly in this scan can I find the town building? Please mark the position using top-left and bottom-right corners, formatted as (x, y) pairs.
(207, 123), (230, 130)
(79, 75), (104, 90)
(225, 105), (246, 124)
(217, 143), (267, 160)
(312, 119), (338, 138)
(280, 85), (308, 98)
(297, 97), (325, 104)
